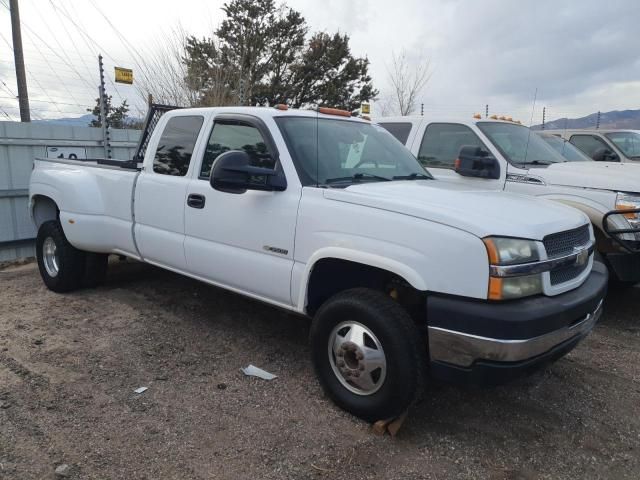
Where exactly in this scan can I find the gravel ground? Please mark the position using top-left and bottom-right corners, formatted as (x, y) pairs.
(0, 259), (638, 480)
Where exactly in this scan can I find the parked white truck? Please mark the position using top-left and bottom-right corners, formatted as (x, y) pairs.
(544, 129), (640, 163)
(30, 106), (607, 420)
(377, 116), (640, 284)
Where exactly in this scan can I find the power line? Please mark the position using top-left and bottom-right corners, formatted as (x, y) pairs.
(51, 0), (126, 104)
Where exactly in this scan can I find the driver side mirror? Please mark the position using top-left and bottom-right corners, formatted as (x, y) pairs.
(592, 147), (619, 162)
(454, 146), (501, 179)
(210, 150), (287, 194)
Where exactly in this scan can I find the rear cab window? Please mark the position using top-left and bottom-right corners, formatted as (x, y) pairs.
(418, 123), (488, 169)
(153, 116), (204, 176)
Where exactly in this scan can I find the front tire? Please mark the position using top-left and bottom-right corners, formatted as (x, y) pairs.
(36, 220), (85, 293)
(310, 288), (426, 422)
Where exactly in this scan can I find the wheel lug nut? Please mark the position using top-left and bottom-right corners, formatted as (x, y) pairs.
(355, 352), (364, 360)
(337, 360), (345, 367)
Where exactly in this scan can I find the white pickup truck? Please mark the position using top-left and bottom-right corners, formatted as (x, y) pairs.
(544, 129), (640, 163)
(377, 116), (640, 284)
(29, 106), (607, 421)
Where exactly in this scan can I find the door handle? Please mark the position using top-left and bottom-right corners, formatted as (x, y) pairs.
(187, 194), (206, 209)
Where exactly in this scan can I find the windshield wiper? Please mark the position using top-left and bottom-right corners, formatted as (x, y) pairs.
(520, 160), (554, 166)
(392, 172), (432, 180)
(325, 173), (391, 184)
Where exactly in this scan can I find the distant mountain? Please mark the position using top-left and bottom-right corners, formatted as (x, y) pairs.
(33, 114), (97, 127)
(532, 109), (640, 130)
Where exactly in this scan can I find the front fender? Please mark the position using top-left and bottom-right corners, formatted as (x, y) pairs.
(295, 246), (429, 310)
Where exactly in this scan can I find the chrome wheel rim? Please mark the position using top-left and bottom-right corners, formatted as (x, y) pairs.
(43, 237), (59, 277)
(328, 321), (387, 396)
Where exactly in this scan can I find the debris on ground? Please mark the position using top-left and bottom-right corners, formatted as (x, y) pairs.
(133, 387), (148, 394)
(241, 364), (277, 380)
(54, 463), (70, 477)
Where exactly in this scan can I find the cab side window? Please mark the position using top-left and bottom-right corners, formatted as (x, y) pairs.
(153, 116), (204, 176)
(200, 122), (275, 179)
(569, 135), (610, 160)
(417, 123), (487, 169)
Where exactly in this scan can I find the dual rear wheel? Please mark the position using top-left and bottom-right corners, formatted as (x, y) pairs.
(36, 220), (108, 293)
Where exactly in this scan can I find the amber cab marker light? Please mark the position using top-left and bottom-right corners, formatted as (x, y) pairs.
(317, 107), (352, 118)
(489, 114), (498, 120)
(473, 113), (482, 119)
(274, 104), (289, 111)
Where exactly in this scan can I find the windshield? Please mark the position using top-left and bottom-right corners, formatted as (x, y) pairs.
(477, 122), (567, 167)
(538, 133), (593, 162)
(605, 132), (640, 158)
(276, 117), (432, 186)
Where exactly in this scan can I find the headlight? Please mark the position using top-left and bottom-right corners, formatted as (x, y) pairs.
(483, 237), (539, 265)
(483, 237), (543, 300)
(615, 193), (640, 238)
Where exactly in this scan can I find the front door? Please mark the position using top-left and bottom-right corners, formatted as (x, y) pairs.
(414, 122), (505, 190)
(184, 115), (300, 306)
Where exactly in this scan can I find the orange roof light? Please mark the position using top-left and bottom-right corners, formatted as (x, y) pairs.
(317, 107), (352, 118)
(498, 116), (507, 121)
(473, 113), (482, 119)
(506, 116), (513, 122)
(274, 104), (289, 111)
(361, 115), (371, 121)
(489, 115), (498, 120)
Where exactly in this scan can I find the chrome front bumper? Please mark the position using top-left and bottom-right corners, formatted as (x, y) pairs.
(428, 300), (603, 368)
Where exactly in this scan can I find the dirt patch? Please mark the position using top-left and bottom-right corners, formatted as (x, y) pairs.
(0, 260), (638, 479)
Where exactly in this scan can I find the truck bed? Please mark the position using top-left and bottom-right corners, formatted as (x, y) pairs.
(30, 157), (141, 258)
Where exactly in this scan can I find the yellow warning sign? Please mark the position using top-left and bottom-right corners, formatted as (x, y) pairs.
(361, 103), (371, 115)
(114, 67), (133, 84)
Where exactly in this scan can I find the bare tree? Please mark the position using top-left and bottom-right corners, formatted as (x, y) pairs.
(386, 49), (432, 116)
(132, 27), (233, 108)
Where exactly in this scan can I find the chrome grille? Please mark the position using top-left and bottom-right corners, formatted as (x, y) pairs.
(550, 264), (587, 285)
(543, 225), (591, 285)
(543, 225), (590, 258)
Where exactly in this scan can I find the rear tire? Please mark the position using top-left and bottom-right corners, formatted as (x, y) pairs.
(310, 288), (426, 422)
(83, 253), (109, 288)
(36, 220), (85, 293)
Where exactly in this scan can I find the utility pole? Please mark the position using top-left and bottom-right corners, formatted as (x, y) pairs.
(421, 103), (424, 116)
(9, 0), (30, 122)
(542, 107), (546, 130)
(596, 110), (601, 129)
(485, 104), (489, 118)
(97, 54), (111, 159)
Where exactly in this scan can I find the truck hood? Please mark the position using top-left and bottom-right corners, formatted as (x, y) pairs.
(535, 161), (640, 193)
(323, 180), (587, 240)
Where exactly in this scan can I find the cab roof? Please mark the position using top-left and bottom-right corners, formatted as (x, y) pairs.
(166, 105), (369, 124)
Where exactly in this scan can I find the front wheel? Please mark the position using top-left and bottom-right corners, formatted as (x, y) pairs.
(36, 220), (85, 293)
(310, 288), (426, 422)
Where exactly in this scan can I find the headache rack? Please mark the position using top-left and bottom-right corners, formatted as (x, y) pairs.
(603, 209), (640, 253)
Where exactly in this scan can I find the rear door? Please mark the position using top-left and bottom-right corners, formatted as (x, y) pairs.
(183, 114), (300, 306)
(134, 115), (205, 270)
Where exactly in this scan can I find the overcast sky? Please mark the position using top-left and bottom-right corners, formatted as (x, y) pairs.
(1, 0), (639, 122)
